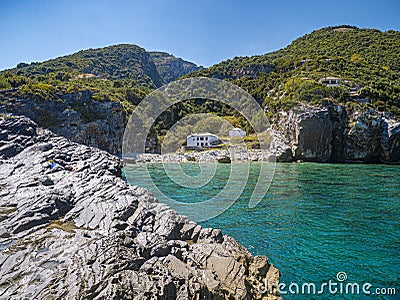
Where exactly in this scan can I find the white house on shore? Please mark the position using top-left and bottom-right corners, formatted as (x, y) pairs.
(229, 128), (246, 137)
(187, 133), (219, 148)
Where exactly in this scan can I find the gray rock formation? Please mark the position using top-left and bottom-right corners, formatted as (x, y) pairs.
(273, 108), (332, 162)
(0, 115), (280, 299)
(271, 105), (400, 164)
(0, 90), (127, 156)
(269, 130), (293, 162)
(380, 116), (400, 163)
(290, 109), (332, 162)
(327, 105), (348, 162)
(150, 52), (202, 84)
(342, 110), (384, 162)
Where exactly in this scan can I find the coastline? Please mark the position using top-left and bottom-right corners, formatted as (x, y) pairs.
(124, 148), (400, 165)
(125, 149), (271, 164)
(0, 115), (281, 299)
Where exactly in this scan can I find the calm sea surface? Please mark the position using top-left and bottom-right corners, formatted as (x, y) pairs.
(124, 162), (399, 299)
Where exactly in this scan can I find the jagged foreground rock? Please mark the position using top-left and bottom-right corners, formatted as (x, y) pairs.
(0, 115), (280, 299)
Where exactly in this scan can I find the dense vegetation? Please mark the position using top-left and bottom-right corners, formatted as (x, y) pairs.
(0, 45), (203, 113)
(1, 26), (399, 141)
(190, 25), (400, 116)
(6, 44), (163, 86)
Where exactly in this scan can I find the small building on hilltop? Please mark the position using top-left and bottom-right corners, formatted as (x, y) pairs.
(187, 133), (219, 148)
(229, 128), (246, 137)
(319, 76), (342, 86)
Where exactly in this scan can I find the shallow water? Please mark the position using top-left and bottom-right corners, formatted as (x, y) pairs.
(124, 162), (400, 299)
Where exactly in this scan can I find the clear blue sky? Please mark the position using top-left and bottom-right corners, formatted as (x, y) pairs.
(1, 0), (399, 70)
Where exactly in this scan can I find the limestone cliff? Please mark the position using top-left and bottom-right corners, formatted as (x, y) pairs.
(0, 90), (127, 156)
(150, 52), (203, 84)
(271, 105), (400, 164)
(0, 115), (281, 299)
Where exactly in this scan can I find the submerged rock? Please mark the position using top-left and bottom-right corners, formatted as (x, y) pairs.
(0, 115), (280, 299)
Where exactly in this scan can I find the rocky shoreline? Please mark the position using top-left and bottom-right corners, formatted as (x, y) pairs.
(0, 115), (281, 299)
(127, 149), (271, 164)
(2, 91), (399, 165)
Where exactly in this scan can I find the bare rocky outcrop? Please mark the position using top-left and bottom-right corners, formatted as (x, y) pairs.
(380, 116), (400, 163)
(0, 115), (280, 299)
(273, 108), (332, 162)
(0, 90), (127, 156)
(289, 108), (332, 162)
(271, 105), (400, 164)
(268, 130), (293, 162)
(341, 110), (384, 162)
(149, 52), (203, 84)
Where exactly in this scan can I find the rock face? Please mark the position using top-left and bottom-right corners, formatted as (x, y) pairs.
(271, 105), (400, 164)
(380, 117), (400, 163)
(341, 110), (384, 162)
(0, 115), (280, 299)
(150, 52), (203, 84)
(272, 108), (332, 162)
(268, 130), (293, 162)
(0, 90), (127, 156)
(287, 109), (332, 162)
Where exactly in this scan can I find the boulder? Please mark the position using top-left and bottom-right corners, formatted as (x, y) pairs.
(217, 156), (231, 163)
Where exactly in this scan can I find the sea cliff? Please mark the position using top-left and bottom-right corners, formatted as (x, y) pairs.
(271, 104), (400, 164)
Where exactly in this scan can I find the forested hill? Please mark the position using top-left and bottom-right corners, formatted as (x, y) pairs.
(3, 44), (203, 87)
(1, 26), (399, 117)
(0, 44), (201, 111)
(191, 25), (400, 115)
(4, 44), (164, 87)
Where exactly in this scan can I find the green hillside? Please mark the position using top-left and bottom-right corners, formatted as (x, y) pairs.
(6, 44), (163, 87)
(0, 44), (201, 112)
(191, 25), (400, 115)
(0, 25), (399, 128)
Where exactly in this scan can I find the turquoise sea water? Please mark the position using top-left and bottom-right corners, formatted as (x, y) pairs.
(124, 162), (400, 299)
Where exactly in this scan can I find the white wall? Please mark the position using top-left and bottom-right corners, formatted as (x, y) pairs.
(187, 135), (218, 147)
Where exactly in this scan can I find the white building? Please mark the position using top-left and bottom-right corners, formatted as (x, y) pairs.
(319, 76), (342, 86)
(229, 128), (246, 137)
(187, 133), (219, 148)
